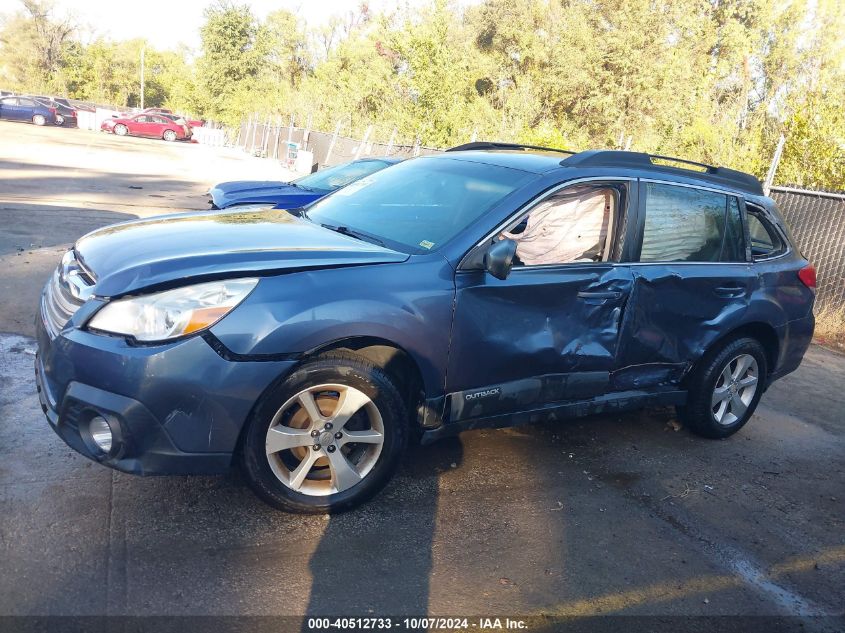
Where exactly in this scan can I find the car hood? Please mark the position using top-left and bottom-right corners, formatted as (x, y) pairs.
(209, 180), (326, 209)
(75, 208), (409, 297)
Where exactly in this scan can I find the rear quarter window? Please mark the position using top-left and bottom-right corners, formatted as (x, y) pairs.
(746, 211), (786, 259)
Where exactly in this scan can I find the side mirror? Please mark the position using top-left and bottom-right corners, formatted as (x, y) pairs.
(483, 238), (517, 280)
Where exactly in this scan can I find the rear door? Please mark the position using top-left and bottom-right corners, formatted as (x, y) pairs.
(615, 180), (757, 388)
(127, 115), (151, 136)
(17, 97), (37, 120)
(445, 179), (637, 421)
(150, 115), (170, 137)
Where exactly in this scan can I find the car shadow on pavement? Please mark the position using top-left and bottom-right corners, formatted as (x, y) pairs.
(301, 437), (464, 621)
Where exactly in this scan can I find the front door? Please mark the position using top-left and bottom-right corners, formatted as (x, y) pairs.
(445, 179), (637, 422)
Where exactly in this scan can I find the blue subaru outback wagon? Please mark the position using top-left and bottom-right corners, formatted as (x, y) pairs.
(36, 142), (816, 513)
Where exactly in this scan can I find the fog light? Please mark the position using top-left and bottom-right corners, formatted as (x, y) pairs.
(88, 415), (113, 453)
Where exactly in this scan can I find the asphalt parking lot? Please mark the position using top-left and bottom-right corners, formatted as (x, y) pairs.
(1, 122), (843, 630)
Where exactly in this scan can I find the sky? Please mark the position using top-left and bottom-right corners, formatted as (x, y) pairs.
(0, 0), (413, 50)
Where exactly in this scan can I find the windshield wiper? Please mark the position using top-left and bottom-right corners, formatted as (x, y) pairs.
(320, 223), (385, 247)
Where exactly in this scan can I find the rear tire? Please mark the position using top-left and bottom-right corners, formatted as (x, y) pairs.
(163, 129), (177, 142)
(677, 337), (767, 439)
(241, 352), (408, 513)
(32, 114), (46, 126)
(114, 124), (128, 136)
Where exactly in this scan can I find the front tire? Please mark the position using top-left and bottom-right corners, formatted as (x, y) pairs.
(677, 337), (767, 439)
(163, 129), (177, 142)
(32, 114), (46, 126)
(241, 352), (408, 513)
(114, 124), (128, 136)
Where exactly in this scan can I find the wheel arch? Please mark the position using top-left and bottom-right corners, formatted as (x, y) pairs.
(233, 336), (428, 464)
(304, 336), (427, 427)
(691, 321), (779, 381)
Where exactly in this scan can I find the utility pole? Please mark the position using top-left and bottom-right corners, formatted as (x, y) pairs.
(140, 47), (145, 110)
(763, 134), (786, 196)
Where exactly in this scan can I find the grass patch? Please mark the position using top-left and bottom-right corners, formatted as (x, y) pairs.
(813, 304), (845, 352)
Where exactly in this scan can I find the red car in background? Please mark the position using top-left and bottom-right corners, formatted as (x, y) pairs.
(101, 113), (191, 142)
(143, 107), (203, 128)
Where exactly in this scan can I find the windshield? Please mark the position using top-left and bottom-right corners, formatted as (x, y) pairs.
(293, 160), (393, 193)
(306, 157), (534, 253)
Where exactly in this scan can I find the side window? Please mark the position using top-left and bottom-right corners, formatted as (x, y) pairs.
(135, 116), (148, 123)
(746, 211), (785, 259)
(503, 183), (624, 267)
(640, 183), (735, 262)
(0, 97), (17, 105)
(18, 98), (34, 106)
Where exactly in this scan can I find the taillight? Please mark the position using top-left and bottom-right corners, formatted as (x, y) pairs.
(798, 265), (816, 289)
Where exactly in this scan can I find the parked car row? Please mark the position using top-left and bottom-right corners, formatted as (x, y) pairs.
(0, 95), (66, 127)
(0, 91), (201, 143)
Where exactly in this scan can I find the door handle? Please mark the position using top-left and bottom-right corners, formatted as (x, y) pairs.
(577, 291), (622, 300)
(577, 290), (622, 305)
(714, 285), (745, 298)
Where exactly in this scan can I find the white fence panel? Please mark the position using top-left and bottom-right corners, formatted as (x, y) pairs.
(192, 127), (226, 146)
(77, 108), (123, 131)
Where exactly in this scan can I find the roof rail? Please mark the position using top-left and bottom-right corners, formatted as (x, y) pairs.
(561, 150), (763, 195)
(446, 141), (576, 156)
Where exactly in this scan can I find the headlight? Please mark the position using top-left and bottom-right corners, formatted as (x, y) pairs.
(87, 278), (258, 342)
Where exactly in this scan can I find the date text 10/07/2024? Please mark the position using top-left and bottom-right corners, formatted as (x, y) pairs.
(306, 617), (529, 630)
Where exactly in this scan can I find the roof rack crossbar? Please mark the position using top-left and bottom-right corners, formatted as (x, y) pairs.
(446, 141), (576, 156)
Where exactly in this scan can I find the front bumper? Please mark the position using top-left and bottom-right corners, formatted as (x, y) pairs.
(35, 313), (296, 475)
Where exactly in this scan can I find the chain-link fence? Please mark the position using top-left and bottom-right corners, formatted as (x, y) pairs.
(771, 187), (845, 310)
(233, 117), (442, 168)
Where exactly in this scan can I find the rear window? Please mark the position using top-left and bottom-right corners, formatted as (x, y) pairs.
(639, 183), (744, 262)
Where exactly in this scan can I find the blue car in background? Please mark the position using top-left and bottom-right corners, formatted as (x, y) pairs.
(0, 95), (57, 126)
(209, 157), (402, 209)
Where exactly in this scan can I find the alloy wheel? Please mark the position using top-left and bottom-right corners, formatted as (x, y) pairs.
(711, 353), (759, 426)
(265, 384), (385, 496)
